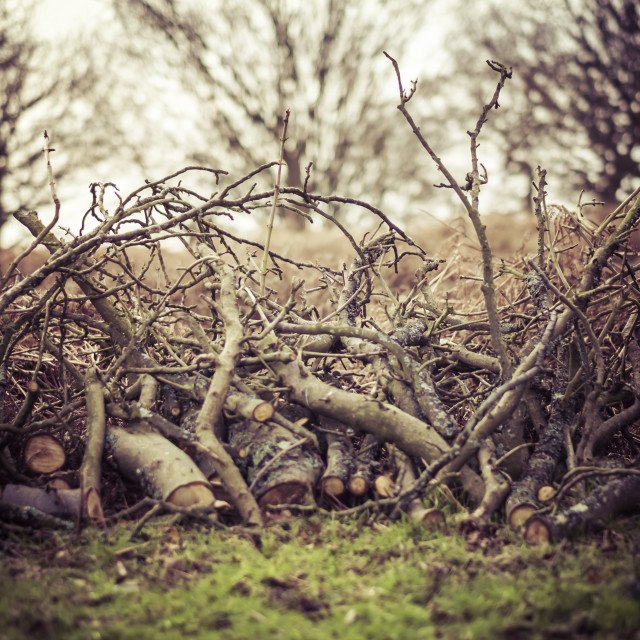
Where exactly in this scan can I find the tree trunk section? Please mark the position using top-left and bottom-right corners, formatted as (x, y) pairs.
(24, 434), (66, 474)
(524, 473), (640, 544)
(109, 425), (215, 508)
(348, 433), (378, 496)
(319, 416), (353, 497)
(0, 484), (82, 517)
(228, 418), (324, 508)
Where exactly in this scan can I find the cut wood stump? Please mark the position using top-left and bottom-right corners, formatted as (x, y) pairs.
(524, 473), (640, 544)
(319, 416), (353, 497)
(509, 504), (538, 529)
(537, 485), (556, 502)
(229, 417), (323, 508)
(348, 433), (378, 496)
(24, 434), (66, 474)
(375, 472), (396, 498)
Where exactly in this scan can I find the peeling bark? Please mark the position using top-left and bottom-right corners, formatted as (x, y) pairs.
(228, 418), (323, 508)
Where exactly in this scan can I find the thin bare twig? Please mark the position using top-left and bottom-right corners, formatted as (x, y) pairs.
(261, 110), (290, 296)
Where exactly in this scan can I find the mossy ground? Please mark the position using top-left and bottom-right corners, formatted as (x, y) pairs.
(1, 513), (639, 640)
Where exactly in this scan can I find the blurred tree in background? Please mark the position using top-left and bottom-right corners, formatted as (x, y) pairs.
(112, 0), (441, 227)
(0, 0), (142, 236)
(450, 0), (640, 206)
(3, 0), (638, 240)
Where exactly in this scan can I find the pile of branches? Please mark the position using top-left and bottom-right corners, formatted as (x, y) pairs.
(1, 60), (640, 543)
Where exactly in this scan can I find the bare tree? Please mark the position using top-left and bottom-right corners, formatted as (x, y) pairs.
(449, 0), (640, 205)
(0, 0), (168, 240)
(0, 0), (49, 229)
(112, 0), (440, 227)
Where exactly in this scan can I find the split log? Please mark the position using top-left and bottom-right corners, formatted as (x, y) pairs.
(524, 472), (640, 544)
(24, 434), (66, 474)
(228, 418), (323, 508)
(319, 416), (353, 497)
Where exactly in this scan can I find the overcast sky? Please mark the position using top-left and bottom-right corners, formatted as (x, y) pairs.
(2, 0), (534, 247)
(4, 0), (459, 245)
(33, 0), (109, 36)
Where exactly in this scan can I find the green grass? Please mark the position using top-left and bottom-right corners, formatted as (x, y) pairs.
(1, 514), (639, 639)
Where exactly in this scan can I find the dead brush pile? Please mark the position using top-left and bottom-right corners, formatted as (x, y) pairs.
(1, 62), (640, 542)
(0, 168), (638, 541)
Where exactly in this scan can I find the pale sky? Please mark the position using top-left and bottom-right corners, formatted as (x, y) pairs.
(33, 0), (110, 37)
(3, 0), (462, 246)
(2, 0), (536, 247)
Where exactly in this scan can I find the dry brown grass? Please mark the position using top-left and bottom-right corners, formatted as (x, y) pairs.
(0, 211), (541, 329)
(256, 211), (540, 321)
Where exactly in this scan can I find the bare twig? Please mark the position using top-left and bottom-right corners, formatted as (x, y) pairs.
(261, 110), (290, 296)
